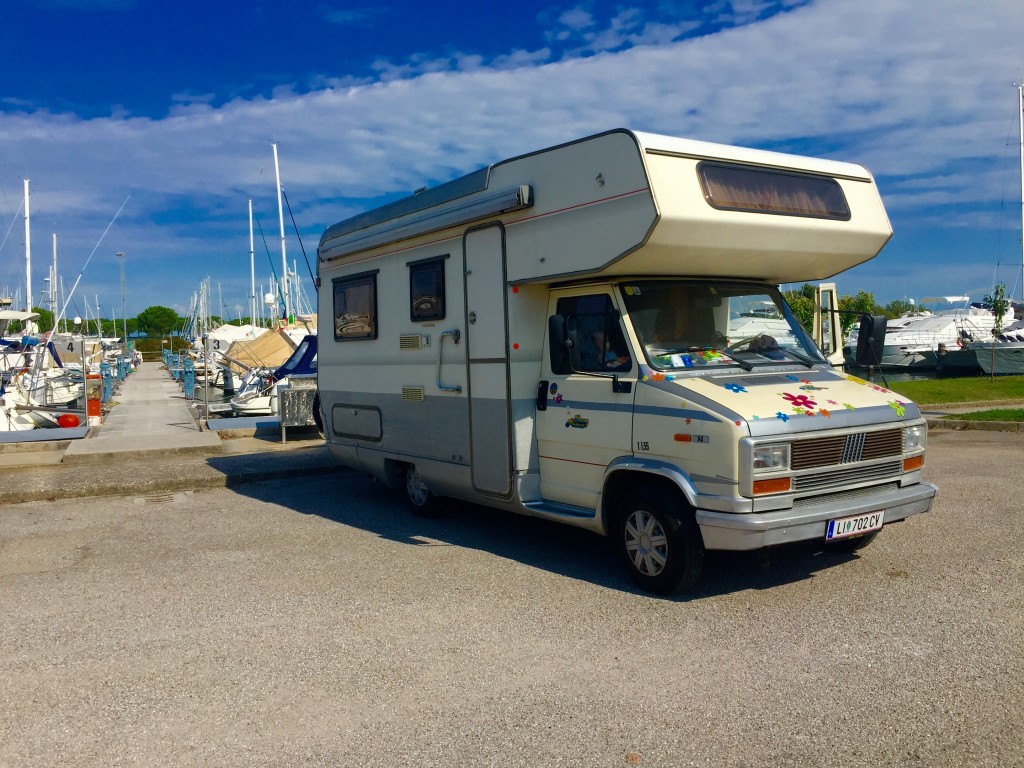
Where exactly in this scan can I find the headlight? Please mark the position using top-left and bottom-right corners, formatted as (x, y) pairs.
(753, 443), (790, 473)
(903, 424), (926, 452)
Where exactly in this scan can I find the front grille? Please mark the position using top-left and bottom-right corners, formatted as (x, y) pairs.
(792, 460), (903, 492)
(791, 428), (902, 470)
(792, 482), (900, 508)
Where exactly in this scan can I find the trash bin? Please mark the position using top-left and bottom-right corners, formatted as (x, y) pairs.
(86, 373), (102, 423)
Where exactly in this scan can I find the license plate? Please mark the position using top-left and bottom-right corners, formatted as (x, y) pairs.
(825, 510), (885, 541)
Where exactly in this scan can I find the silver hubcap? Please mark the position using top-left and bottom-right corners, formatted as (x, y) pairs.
(624, 509), (668, 577)
(406, 466), (429, 507)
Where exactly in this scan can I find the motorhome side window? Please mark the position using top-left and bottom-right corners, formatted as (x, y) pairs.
(698, 162), (851, 220)
(408, 257), (446, 321)
(555, 294), (632, 374)
(333, 272), (378, 341)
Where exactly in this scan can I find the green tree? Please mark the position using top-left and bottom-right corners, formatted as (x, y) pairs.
(882, 298), (916, 318)
(30, 306), (54, 333)
(781, 284), (875, 338)
(781, 284), (816, 333)
(839, 290), (877, 337)
(136, 305), (179, 338)
(984, 283), (1008, 336)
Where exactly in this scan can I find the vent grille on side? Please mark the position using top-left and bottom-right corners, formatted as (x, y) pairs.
(401, 386), (425, 402)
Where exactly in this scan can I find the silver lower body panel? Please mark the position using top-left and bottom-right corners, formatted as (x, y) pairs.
(696, 482), (938, 550)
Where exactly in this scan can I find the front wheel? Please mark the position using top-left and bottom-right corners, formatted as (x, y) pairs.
(614, 488), (704, 595)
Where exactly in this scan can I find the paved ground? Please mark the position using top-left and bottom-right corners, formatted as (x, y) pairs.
(0, 428), (1020, 767)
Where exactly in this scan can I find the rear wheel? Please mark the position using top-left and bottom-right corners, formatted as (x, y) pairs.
(404, 464), (443, 517)
(615, 488), (704, 595)
(312, 393), (324, 438)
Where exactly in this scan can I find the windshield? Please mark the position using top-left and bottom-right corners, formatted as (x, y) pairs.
(618, 280), (826, 371)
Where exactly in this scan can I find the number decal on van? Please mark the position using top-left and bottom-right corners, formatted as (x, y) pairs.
(636, 441), (650, 451)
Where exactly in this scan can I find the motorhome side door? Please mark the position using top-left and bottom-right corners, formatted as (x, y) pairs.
(535, 291), (636, 511)
(463, 224), (512, 496)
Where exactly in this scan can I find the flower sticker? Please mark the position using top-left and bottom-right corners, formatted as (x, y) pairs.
(782, 392), (817, 409)
(776, 412), (790, 422)
(725, 383), (747, 393)
(888, 400), (906, 417)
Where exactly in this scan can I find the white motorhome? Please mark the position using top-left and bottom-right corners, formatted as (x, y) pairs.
(316, 129), (937, 594)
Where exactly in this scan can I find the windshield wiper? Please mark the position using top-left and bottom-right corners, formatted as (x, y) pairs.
(712, 348), (754, 371)
(777, 347), (820, 368)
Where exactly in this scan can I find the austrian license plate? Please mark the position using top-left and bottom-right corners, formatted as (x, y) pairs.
(825, 510), (885, 541)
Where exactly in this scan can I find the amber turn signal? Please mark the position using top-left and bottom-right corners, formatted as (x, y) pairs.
(903, 455), (924, 472)
(752, 477), (792, 495)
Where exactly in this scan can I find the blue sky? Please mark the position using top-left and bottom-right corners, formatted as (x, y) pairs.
(1, 0), (1023, 320)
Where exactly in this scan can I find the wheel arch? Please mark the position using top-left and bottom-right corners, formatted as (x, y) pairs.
(601, 459), (698, 533)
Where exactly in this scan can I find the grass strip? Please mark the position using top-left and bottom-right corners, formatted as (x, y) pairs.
(939, 408), (1024, 422)
(885, 375), (1024, 405)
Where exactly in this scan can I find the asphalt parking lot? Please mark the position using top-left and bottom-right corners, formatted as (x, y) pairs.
(1, 429), (1021, 767)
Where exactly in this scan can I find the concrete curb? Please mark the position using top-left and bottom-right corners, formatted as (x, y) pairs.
(62, 443), (226, 465)
(0, 445), (350, 504)
(922, 399), (1023, 433)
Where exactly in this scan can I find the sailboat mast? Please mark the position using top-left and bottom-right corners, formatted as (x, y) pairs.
(52, 233), (58, 318)
(249, 198), (256, 325)
(23, 180), (31, 312)
(272, 142), (290, 323)
(1017, 82), (1024, 292)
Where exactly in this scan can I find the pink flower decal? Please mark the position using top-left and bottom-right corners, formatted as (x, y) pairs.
(782, 392), (817, 409)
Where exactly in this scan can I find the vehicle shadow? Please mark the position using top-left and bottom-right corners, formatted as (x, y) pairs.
(228, 469), (860, 602)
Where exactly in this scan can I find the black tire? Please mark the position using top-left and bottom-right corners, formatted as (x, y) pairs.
(825, 530), (878, 553)
(312, 393), (325, 439)
(404, 463), (443, 518)
(614, 487), (704, 595)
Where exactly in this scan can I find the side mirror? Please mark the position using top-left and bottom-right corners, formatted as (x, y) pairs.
(548, 315), (572, 374)
(854, 314), (887, 367)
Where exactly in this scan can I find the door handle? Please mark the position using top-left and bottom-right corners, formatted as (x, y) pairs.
(536, 380), (549, 411)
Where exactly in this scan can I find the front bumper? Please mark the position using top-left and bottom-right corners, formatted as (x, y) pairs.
(695, 481), (938, 551)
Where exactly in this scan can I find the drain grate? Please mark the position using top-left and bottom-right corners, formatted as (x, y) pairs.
(132, 492), (193, 507)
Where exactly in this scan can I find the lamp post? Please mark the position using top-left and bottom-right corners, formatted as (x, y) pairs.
(117, 251), (127, 348)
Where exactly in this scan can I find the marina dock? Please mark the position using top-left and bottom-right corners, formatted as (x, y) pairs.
(0, 360), (340, 504)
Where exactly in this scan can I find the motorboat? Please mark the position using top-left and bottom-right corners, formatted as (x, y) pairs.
(228, 334), (316, 416)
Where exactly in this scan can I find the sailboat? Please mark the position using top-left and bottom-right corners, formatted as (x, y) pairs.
(970, 82), (1024, 375)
